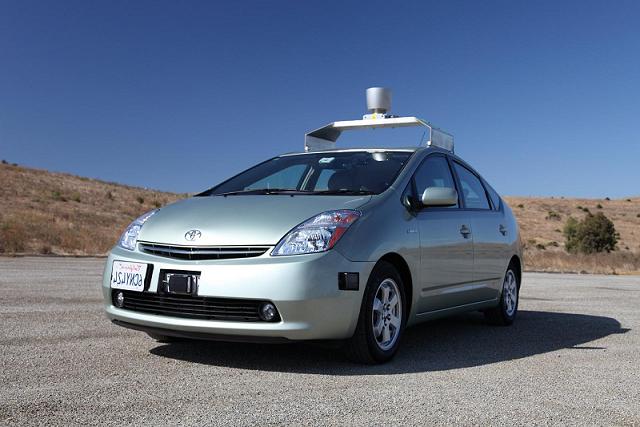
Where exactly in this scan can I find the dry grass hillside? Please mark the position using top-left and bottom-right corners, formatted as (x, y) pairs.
(1, 162), (638, 274)
(0, 162), (184, 255)
(504, 196), (640, 274)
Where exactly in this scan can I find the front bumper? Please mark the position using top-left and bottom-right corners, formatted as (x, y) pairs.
(103, 246), (375, 341)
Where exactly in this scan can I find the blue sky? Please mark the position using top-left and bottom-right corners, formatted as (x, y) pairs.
(1, 0), (639, 197)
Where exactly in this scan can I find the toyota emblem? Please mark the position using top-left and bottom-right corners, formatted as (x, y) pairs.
(184, 229), (202, 241)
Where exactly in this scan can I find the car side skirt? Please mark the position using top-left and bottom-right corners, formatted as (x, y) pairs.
(413, 298), (499, 322)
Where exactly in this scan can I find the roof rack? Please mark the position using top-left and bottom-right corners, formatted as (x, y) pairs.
(304, 87), (454, 153)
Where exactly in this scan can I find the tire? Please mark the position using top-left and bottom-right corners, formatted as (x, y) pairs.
(484, 266), (519, 326)
(344, 261), (406, 364)
(146, 332), (181, 343)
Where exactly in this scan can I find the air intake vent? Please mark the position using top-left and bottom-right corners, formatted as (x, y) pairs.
(112, 290), (278, 322)
(138, 242), (269, 260)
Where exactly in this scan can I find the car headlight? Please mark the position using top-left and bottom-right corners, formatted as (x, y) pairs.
(271, 210), (361, 256)
(117, 209), (158, 251)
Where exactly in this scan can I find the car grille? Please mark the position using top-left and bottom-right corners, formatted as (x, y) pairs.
(138, 242), (270, 260)
(112, 290), (278, 322)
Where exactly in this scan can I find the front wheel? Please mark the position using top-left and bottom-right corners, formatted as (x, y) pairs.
(344, 261), (406, 364)
(484, 267), (519, 326)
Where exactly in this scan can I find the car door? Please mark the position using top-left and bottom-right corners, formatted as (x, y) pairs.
(451, 161), (506, 302)
(411, 154), (475, 313)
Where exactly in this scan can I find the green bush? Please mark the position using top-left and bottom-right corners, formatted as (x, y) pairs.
(563, 213), (619, 254)
(563, 217), (579, 251)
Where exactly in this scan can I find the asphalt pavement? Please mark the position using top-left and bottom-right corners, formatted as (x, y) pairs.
(1, 257), (638, 425)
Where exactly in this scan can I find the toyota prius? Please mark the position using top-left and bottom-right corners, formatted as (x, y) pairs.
(103, 88), (522, 363)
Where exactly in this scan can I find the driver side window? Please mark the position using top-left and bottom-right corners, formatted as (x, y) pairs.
(412, 155), (459, 208)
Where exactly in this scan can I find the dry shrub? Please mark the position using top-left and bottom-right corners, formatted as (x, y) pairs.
(0, 217), (27, 253)
(524, 248), (640, 274)
(0, 210), (123, 255)
(0, 161), (183, 256)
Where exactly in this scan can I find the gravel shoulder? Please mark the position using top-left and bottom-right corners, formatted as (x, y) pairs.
(1, 257), (639, 425)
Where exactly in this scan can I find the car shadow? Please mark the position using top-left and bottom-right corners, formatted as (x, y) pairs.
(148, 310), (629, 375)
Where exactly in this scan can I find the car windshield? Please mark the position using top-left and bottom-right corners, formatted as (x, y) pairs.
(199, 151), (413, 196)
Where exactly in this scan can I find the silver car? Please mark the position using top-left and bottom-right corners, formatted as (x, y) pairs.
(103, 88), (522, 363)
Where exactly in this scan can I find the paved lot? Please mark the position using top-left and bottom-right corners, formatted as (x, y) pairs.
(0, 257), (639, 426)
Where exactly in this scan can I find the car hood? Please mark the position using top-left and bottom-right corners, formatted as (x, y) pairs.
(138, 195), (372, 246)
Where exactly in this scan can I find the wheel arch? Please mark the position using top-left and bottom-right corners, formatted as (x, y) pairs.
(378, 252), (413, 318)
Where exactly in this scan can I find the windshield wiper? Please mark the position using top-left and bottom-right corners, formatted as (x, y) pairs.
(214, 188), (313, 196)
(311, 189), (376, 195)
(213, 188), (375, 196)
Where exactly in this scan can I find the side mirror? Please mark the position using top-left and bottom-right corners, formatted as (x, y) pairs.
(421, 187), (458, 207)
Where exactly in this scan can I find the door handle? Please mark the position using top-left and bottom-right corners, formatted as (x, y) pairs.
(460, 225), (471, 238)
(499, 224), (507, 236)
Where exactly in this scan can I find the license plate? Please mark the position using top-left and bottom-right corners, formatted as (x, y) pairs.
(160, 271), (200, 295)
(111, 261), (148, 292)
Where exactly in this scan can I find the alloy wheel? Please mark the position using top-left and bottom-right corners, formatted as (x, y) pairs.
(371, 278), (402, 351)
(503, 270), (518, 317)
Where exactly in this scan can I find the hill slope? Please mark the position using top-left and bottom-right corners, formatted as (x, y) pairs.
(1, 162), (638, 273)
(0, 162), (183, 255)
(505, 196), (639, 274)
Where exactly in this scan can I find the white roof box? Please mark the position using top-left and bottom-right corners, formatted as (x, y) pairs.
(305, 88), (454, 153)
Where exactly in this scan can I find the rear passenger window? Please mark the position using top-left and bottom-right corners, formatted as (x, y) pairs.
(453, 162), (491, 210)
(485, 184), (501, 210)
